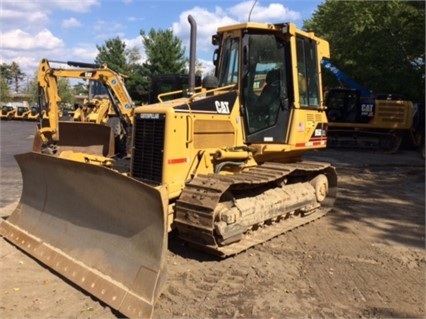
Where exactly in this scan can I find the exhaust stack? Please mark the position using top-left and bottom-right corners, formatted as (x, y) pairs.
(187, 15), (197, 95)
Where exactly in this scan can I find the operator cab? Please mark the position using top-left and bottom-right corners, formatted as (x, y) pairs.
(212, 23), (322, 144)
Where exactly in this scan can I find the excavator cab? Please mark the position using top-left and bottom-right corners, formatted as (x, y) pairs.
(148, 74), (202, 103)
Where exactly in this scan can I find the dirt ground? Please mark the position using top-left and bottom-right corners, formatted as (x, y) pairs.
(0, 121), (425, 319)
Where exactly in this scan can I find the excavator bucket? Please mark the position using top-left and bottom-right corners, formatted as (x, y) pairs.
(33, 121), (116, 156)
(0, 152), (168, 319)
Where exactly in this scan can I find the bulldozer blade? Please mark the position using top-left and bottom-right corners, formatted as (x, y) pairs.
(0, 152), (168, 319)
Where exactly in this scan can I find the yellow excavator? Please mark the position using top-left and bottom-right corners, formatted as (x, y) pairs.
(35, 58), (134, 157)
(321, 59), (415, 153)
(0, 16), (337, 319)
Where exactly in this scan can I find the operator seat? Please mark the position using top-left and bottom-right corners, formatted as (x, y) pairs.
(257, 69), (280, 108)
(255, 69), (281, 126)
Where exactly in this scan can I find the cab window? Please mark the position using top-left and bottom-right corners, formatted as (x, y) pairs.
(243, 33), (286, 134)
(217, 37), (239, 87)
(296, 37), (320, 107)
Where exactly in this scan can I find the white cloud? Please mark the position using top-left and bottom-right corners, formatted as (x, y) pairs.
(0, 54), (40, 78)
(92, 20), (127, 42)
(1, 0), (43, 12)
(123, 37), (147, 64)
(229, 1), (301, 22)
(124, 37), (144, 52)
(1, 7), (49, 27)
(71, 47), (99, 62)
(172, 6), (238, 58)
(1, 0), (99, 12)
(1, 29), (64, 50)
(46, 0), (101, 13)
(62, 18), (82, 29)
(0, 0), (102, 75)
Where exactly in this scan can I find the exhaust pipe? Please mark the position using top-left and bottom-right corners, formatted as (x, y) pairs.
(187, 15), (196, 95)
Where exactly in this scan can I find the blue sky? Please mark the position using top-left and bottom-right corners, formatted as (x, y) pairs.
(1, 0), (324, 78)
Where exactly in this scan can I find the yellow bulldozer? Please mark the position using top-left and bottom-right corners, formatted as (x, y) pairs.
(0, 16), (337, 319)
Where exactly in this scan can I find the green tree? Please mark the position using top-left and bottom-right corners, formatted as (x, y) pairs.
(1, 62), (26, 93)
(124, 46), (146, 104)
(95, 37), (145, 103)
(304, 0), (425, 101)
(0, 76), (12, 102)
(73, 82), (89, 96)
(27, 72), (38, 105)
(0, 63), (11, 81)
(126, 63), (147, 104)
(95, 37), (128, 74)
(9, 62), (26, 93)
(137, 28), (186, 102)
(140, 28), (186, 75)
(26, 71), (75, 107)
(57, 78), (75, 106)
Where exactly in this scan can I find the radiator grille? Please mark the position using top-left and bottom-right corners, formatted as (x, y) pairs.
(307, 113), (322, 122)
(131, 114), (165, 185)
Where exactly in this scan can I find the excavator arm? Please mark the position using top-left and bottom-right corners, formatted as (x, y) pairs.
(320, 58), (371, 97)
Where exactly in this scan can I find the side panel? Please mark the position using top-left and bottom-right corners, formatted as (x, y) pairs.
(374, 99), (413, 129)
(132, 92), (242, 198)
(288, 108), (328, 149)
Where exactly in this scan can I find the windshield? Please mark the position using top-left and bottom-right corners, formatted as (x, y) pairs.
(242, 33), (287, 134)
(89, 80), (109, 99)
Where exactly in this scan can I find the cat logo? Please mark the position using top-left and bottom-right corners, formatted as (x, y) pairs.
(361, 103), (374, 117)
(84, 72), (95, 78)
(215, 100), (230, 114)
